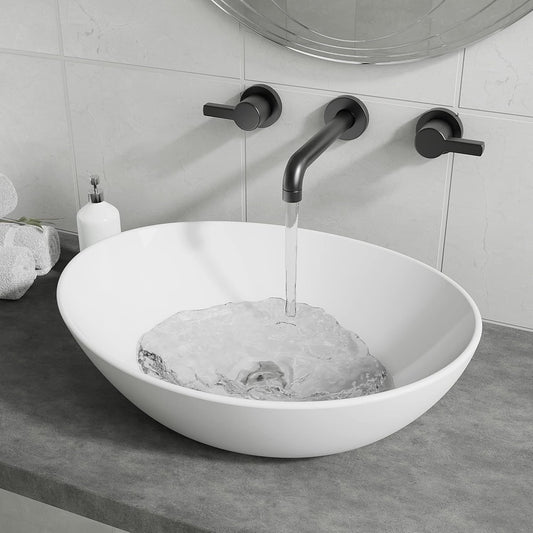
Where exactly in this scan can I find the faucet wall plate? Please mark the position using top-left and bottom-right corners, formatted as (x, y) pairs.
(415, 108), (485, 159)
(282, 94), (370, 203)
(324, 96), (369, 140)
(240, 84), (282, 128)
(416, 108), (463, 139)
(203, 84), (282, 131)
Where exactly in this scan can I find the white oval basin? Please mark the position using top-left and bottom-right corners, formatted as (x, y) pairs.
(57, 221), (482, 458)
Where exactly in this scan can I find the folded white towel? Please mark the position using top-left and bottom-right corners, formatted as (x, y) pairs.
(0, 173), (18, 217)
(0, 223), (60, 276)
(0, 246), (36, 300)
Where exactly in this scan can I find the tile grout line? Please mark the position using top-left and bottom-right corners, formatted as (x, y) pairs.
(55, 0), (81, 212)
(239, 23), (247, 222)
(456, 48), (467, 109)
(241, 132), (247, 222)
(483, 318), (533, 333)
(0, 46), (241, 82)
(61, 54), (241, 82)
(242, 75), (532, 122)
(2, 46), (533, 122)
(436, 153), (455, 271)
(458, 105), (533, 121)
(451, 48), (467, 110)
(437, 48), (466, 271)
(0, 47), (60, 60)
(243, 76), (456, 109)
(57, 227), (77, 235)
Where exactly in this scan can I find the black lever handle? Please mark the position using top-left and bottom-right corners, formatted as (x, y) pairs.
(415, 108), (484, 159)
(203, 84), (282, 131)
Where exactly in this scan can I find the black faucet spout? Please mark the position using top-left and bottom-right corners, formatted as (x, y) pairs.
(282, 96), (369, 203)
(283, 110), (353, 203)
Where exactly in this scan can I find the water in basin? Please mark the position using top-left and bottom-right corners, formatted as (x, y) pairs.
(138, 297), (390, 401)
(138, 204), (391, 401)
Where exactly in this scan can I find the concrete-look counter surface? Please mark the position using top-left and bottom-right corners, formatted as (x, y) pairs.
(1, 249), (532, 533)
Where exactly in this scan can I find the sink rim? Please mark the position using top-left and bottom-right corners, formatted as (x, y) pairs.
(57, 220), (483, 411)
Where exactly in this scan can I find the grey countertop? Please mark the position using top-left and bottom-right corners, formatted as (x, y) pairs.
(1, 248), (532, 533)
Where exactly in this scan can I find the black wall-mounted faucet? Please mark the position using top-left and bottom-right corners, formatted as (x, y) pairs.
(282, 96), (369, 203)
(203, 84), (282, 131)
(415, 108), (484, 159)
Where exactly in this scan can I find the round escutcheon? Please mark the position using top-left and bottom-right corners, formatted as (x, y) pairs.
(415, 108), (463, 138)
(240, 84), (282, 128)
(324, 96), (369, 140)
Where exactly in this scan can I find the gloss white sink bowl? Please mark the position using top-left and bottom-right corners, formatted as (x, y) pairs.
(57, 221), (481, 458)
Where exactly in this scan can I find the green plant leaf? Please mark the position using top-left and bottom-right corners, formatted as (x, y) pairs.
(0, 216), (62, 231)
(14, 217), (44, 231)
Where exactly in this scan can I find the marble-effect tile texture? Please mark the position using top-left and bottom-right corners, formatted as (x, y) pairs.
(0, 54), (77, 231)
(461, 14), (533, 117)
(243, 29), (462, 106)
(0, 0), (59, 54)
(443, 112), (533, 326)
(58, 0), (241, 78)
(66, 61), (244, 229)
(0, 1), (532, 327)
(1, 2), (533, 530)
(0, 251), (532, 533)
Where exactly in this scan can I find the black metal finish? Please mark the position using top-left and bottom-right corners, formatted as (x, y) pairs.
(415, 108), (485, 159)
(282, 96), (369, 203)
(324, 96), (369, 140)
(203, 84), (282, 131)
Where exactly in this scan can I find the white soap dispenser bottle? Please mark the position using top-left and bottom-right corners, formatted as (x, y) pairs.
(77, 175), (121, 251)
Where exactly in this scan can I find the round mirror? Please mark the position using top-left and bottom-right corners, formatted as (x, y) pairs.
(210, 0), (533, 63)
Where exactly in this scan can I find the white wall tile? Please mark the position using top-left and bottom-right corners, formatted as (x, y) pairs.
(443, 112), (533, 328)
(0, 0), (59, 54)
(67, 62), (243, 230)
(245, 87), (450, 266)
(0, 53), (77, 231)
(461, 12), (533, 117)
(244, 29), (462, 106)
(59, 0), (241, 78)
(1, 0), (531, 329)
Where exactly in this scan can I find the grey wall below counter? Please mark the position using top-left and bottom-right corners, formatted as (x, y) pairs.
(1, 1), (533, 329)
(0, 488), (127, 533)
